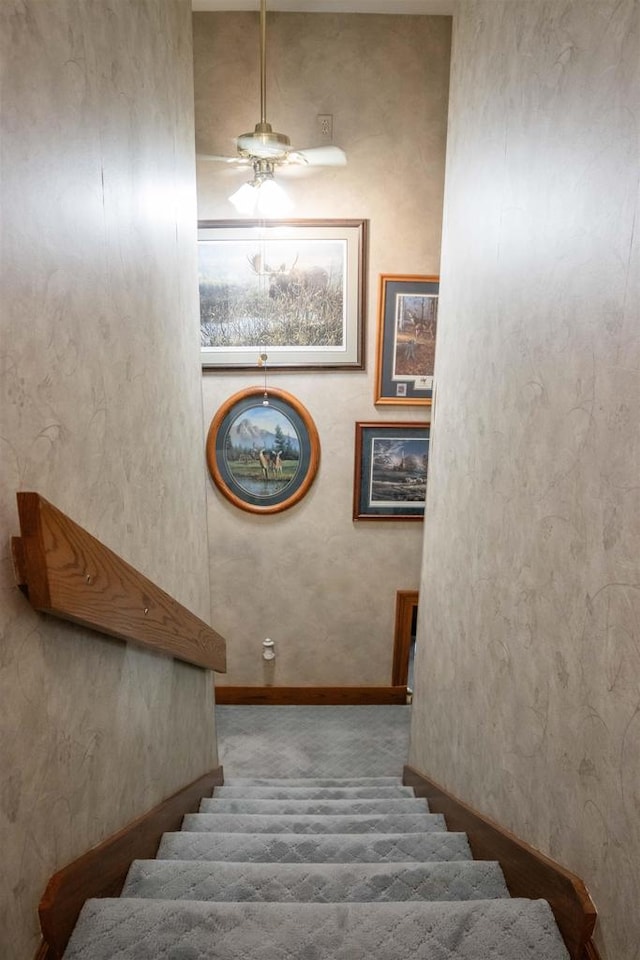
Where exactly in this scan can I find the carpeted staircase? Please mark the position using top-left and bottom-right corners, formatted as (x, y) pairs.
(63, 776), (570, 958)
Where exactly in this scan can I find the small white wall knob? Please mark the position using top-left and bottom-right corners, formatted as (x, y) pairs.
(262, 638), (275, 661)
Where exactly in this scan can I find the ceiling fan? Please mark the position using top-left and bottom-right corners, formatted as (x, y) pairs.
(201, 0), (346, 213)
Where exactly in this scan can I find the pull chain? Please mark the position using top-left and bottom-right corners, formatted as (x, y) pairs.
(259, 351), (269, 404)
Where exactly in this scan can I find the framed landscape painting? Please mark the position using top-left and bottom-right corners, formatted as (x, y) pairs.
(353, 422), (430, 521)
(199, 219), (367, 370)
(206, 387), (320, 515)
(375, 274), (439, 405)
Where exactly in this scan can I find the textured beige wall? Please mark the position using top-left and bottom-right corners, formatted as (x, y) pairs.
(409, 2), (640, 957)
(0, 3), (217, 958)
(194, 12), (451, 685)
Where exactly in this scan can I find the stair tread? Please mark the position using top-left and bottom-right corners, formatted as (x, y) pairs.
(64, 898), (570, 960)
(222, 777), (404, 787)
(199, 798), (429, 815)
(213, 786), (414, 799)
(122, 859), (509, 902)
(182, 812), (446, 834)
(157, 831), (473, 863)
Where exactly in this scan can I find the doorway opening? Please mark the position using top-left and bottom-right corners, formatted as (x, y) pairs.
(392, 590), (419, 699)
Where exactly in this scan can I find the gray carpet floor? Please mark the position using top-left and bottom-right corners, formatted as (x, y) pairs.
(215, 705), (411, 778)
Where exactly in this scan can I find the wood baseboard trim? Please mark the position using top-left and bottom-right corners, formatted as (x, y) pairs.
(215, 685), (407, 705)
(33, 941), (54, 960)
(403, 765), (597, 960)
(583, 940), (603, 960)
(38, 766), (224, 958)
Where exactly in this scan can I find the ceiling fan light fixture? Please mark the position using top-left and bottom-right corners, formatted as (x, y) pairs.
(228, 180), (260, 216)
(255, 177), (293, 217)
(228, 160), (293, 217)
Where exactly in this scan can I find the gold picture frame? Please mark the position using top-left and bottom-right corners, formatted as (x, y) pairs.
(375, 274), (439, 405)
(206, 387), (320, 515)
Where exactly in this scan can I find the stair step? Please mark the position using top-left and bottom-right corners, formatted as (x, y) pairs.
(64, 898), (570, 960)
(199, 798), (429, 816)
(181, 812), (446, 834)
(222, 777), (404, 788)
(157, 831), (473, 863)
(213, 785), (414, 799)
(122, 859), (509, 902)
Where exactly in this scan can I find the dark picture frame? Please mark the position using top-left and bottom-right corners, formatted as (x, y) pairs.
(206, 387), (320, 515)
(353, 422), (430, 521)
(375, 274), (439, 405)
(199, 219), (367, 370)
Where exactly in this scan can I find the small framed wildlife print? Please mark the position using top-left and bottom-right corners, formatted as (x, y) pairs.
(199, 219), (367, 370)
(375, 274), (439, 405)
(353, 422), (430, 521)
(206, 387), (320, 515)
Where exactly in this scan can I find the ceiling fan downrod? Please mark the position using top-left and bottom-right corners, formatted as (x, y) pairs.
(259, 0), (267, 128)
(237, 0), (291, 159)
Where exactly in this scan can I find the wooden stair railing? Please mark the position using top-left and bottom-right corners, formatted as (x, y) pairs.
(12, 492), (226, 672)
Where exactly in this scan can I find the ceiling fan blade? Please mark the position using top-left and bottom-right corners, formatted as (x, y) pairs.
(197, 153), (252, 166)
(287, 145), (347, 167)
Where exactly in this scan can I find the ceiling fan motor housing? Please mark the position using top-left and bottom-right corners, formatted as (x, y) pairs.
(237, 122), (291, 161)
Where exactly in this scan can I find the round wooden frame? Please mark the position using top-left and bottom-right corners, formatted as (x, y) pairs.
(206, 386), (320, 515)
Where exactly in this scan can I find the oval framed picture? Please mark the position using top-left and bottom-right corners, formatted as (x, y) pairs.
(206, 386), (320, 515)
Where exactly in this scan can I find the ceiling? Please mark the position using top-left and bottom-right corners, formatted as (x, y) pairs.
(192, 1), (457, 13)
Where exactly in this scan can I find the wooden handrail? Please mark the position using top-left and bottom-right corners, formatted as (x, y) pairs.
(12, 492), (226, 673)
